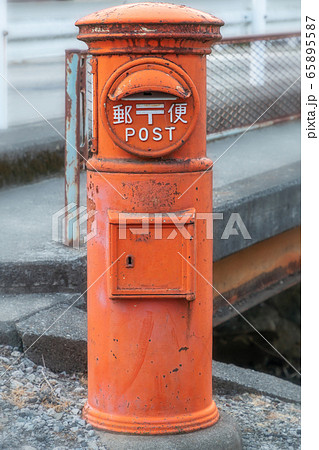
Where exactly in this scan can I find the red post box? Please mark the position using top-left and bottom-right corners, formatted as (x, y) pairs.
(76, 2), (223, 435)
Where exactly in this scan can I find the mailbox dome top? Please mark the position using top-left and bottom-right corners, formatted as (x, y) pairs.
(76, 2), (224, 27)
(76, 2), (223, 53)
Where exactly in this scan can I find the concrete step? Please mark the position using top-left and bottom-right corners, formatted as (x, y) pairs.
(0, 292), (80, 347)
(0, 119), (64, 187)
(0, 175), (86, 294)
(16, 302), (87, 373)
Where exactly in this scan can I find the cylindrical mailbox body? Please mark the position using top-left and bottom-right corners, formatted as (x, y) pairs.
(76, 2), (223, 435)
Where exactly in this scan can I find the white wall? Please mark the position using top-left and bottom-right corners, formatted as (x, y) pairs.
(7, 0), (301, 63)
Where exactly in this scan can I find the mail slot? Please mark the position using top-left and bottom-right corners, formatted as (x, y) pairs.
(76, 2), (224, 435)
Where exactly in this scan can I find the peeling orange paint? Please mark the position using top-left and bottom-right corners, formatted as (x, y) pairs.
(77, 2), (223, 435)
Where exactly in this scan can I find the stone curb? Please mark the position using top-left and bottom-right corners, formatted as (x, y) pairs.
(0, 257), (87, 295)
(16, 303), (87, 373)
(213, 161), (300, 261)
(0, 293), (77, 347)
(213, 360), (300, 404)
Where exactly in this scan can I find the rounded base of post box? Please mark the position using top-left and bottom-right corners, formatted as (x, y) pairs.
(94, 413), (242, 450)
(82, 401), (219, 435)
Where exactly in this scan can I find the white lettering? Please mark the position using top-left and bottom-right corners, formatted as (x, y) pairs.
(139, 128), (149, 141)
(113, 105), (132, 124)
(125, 128), (135, 141)
(136, 104), (165, 125)
(125, 127), (176, 143)
(165, 126), (176, 141)
(152, 127), (162, 141)
(168, 103), (188, 124)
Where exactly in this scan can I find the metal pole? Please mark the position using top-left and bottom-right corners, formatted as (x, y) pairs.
(65, 50), (81, 248)
(64, 50), (88, 248)
(0, 0), (8, 130)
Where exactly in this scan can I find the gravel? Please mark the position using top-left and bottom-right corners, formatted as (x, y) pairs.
(216, 392), (300, 449)
(0, 345), (300, 449)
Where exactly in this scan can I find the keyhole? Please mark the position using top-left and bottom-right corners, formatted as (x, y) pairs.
(126, 255), (134, 268)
